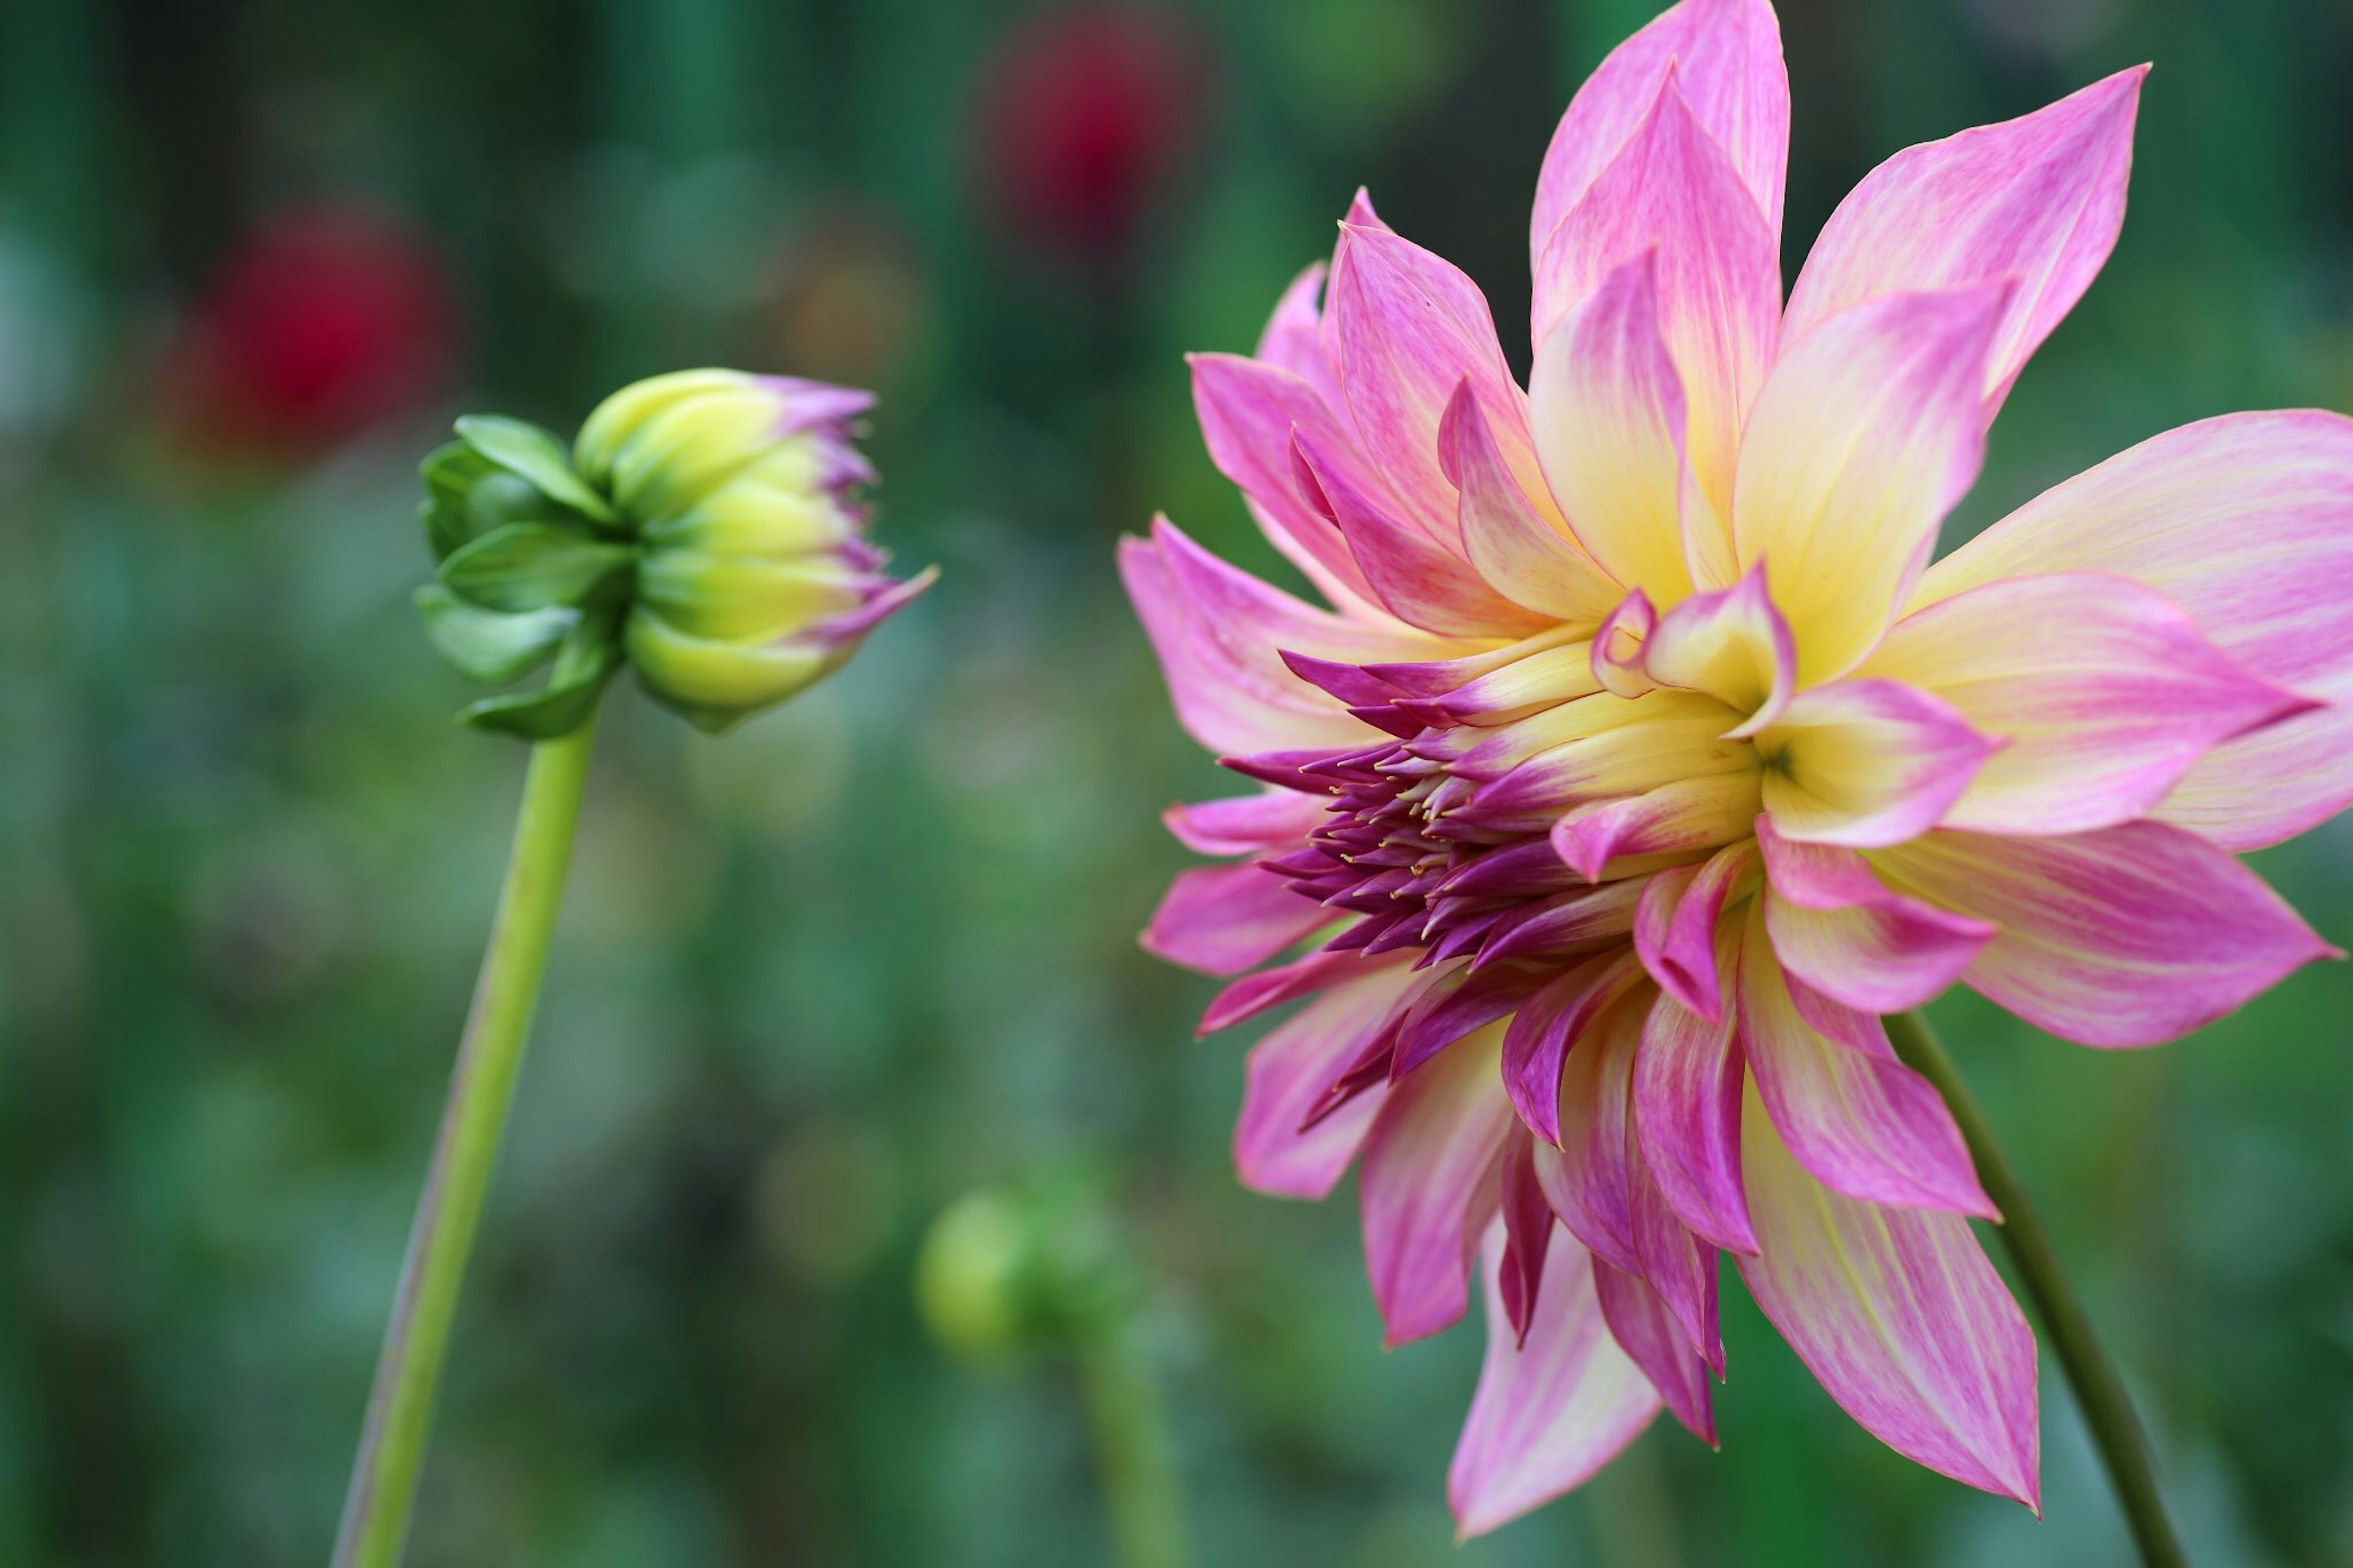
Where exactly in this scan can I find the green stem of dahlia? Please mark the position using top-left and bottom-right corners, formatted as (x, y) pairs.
(1887, 1010), (2188, 1568)
(332, 717), (601, 1568)
(1073, 1317), (1193, 1568)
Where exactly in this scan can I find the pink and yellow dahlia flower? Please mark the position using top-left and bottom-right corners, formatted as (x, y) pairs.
(1122, 0), (2353, 1536)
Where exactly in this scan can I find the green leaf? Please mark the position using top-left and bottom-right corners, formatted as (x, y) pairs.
(413, 584), (576, 684)
(421, 501), (471, 563)
(422, 440), (493, 509)
(439, 523), (635, 613)
(455, 415), (618, 523)
(458, 610), (624, 740)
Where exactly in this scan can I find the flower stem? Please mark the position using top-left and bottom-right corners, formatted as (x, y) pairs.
(331, 717), (601, 1568)
(1886, 1010), (2188, 1568)
(1072, 1318), (1193, 1568)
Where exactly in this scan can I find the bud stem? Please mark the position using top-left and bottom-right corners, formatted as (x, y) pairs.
(1886, 1010), (2188, 1568)
(332, 716), (601, 1568)
(1073, 1316), (1193, 1568)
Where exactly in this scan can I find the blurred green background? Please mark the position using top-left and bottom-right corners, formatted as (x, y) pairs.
(2, 0), (2351, 1563)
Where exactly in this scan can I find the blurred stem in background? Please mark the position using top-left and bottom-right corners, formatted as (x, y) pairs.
(1074, 1317), (1192, 1568)
(1888, 1012), (2188, 1568)
(331, 718), (601, 1568)
(919, 1178), (1194, 1568)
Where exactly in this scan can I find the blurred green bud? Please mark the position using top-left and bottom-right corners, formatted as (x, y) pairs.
(916, 1189), (1035, 1361)
(915, 1174), (1135, 1364)
(414, 369), (932, 738)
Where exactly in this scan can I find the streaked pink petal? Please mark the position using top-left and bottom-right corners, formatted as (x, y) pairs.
(1252, 260), (1344, 408)
(1449, 1228), (1661, 1539)
(1329, 221), (1545, 534)
(1498, 1131), (1556, 1345)
(1188, 353), (1381, 606)
(1593, 588), (1660, 699)
(1593, 1257), (1717, 1444)
(1200, 947), (1403, 1035)
(1738, 1093), (2039, 1507)
(1550, 772), (1764, 881)
(1628, 1153), (1724, 1374)
(1632, 841), (1757, 1019)
(1535, 80), (1779, 531)
(1633, 982), (1756, 1255)
(1916, 410), (2353, 850)
(1730, 284), (2006, 683)
(1783, 69), (2144, 420)
(1292, 426), (1552, 637)
(1143, 863), (1327, 976)
(1871, 822), (2336, 1048)
(1120, 518), (1428, 756)
(1234, 964), (1419, 1198)
(1757, 817), (1993, 1013)
(1532, 993), (1644, 1273)
(1360, 1028), (1517, 1346)
(1866, 572), (2312, 836)
(1530, 0), (1788, 327)
(1439, 380), (1621, 625)
(1757, 678), (1998, 849)
(1502, 950), (1643, 1144)
(1529, 252), (1701, 604)
(1738, 911), (1991, 1215)
(1163, 789), (1329, 857)
(1642, 561), (1796, 735)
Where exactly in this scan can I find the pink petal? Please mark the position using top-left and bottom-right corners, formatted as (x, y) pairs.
(1757, 817), (1994, 1013)
(1783, 68), (2145, 421)
(1142, 862), (1327, 977)
(1593, 1257), (1718, 1444)
(1629, 1146), (1726, 1373)
(1234, 964), (1419, 1199)
(1291, 426), (1552, 638)
(1531, 993), (1644, 1274)
(1867, 571), (2313, 836)
(1163, 789), (1330, 857)
(1200, 948), (1404, 1034)
(1529, 252), (1703, 605)
(1550, 773), (1764, 881)
(1534, 77), (1779, 530)
(1449, 1228), (1661, 1539)
(1438, 379), (1622, 624)
(1501, 950), (1643, 1144)
(1593, 588), (1660, 699)
(1917, 410), (2353, 850)
(1730, 284), (2007, 683)
(1252, 261), (1344, 409)
(1329, 221), (1545, 536)
(1871, 822), (2336, 1048)
(1529, 0), (1788, 327)
(1757, 678), (1998, 849)
(1119, 518), (1423, 756)
(1188, 353), (1382, 607)
(1641, 560), (1797, 735)
(1632, 840), (1757, 1020)
(1633, 985), (1756, 1255)
(1738, 912), (1992, 1216)
(1738, 1093), (2039, 1507)
(1498, 1131), (1557, 1345)
(1359, 1028), (1517, 1346)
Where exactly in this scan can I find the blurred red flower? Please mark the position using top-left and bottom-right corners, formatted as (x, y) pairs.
(164, 205), (460, 456)
(972, 6), (1216, 267)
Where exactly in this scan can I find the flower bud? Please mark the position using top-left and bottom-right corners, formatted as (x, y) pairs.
(415, 368), (931, 739)
(578, 369), (934, 732)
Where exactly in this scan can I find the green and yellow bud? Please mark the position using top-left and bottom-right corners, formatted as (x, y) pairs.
(414, 369), (931, 738)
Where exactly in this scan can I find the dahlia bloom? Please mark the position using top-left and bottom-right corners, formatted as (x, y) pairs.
(1121, 0), (2353, 1535)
